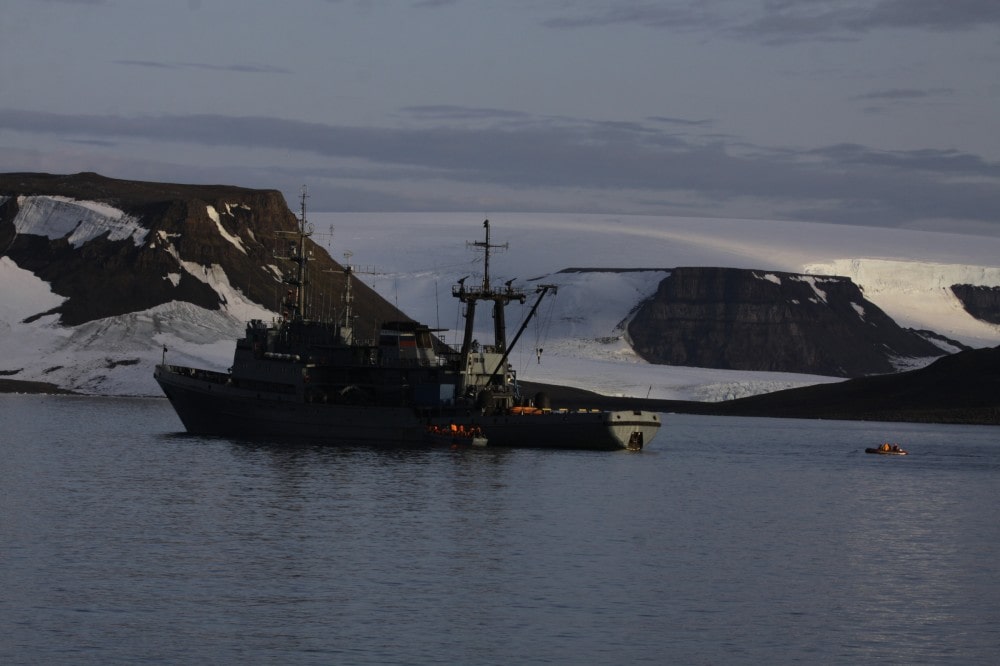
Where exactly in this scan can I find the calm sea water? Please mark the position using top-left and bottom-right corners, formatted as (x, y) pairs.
(1, 394), (998, 665)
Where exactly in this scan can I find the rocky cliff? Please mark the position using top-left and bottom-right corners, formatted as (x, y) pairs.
(0, 172), (406, 330)
(626, 267), (947, 377)
(952, 284), (1000, 325)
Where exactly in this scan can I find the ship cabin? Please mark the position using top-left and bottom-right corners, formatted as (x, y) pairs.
(227, 318), (468, 409)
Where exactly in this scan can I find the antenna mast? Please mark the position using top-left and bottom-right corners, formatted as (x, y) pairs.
(472, 218), (505, 292)
(341, 250), (354, 342)
(453, 220), (526, 357)
(274, 186), (313, 320)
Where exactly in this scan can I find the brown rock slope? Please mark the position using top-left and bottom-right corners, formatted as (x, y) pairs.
(627, 266), (947, 377)
(0, 172), (407, 330)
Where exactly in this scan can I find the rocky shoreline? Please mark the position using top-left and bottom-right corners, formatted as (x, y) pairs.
(523, 344), (1000, 426)
(0, 379), (76, 395)
(5, 344), (998, 426)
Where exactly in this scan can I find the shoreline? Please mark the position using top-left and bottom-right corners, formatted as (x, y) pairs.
(0, 379), (77, 395)
(518, 381), (1000, 427)
(3, 378), (995, 427)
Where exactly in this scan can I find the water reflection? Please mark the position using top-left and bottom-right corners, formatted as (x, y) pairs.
(4, 400), (999, 664)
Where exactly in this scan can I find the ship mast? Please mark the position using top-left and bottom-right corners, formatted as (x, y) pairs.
(454, 220), (527, 358)
(274, 186), (313, 321)
(340, 250), (355, 343)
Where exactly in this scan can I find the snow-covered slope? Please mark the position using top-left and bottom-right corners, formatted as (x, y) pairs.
(9, 195), (148, 247)
(2, 209), (998, 398)
(0, 256), (271, 395)
(804, 258), (1000, 346)
(321, 213), (1000, 398)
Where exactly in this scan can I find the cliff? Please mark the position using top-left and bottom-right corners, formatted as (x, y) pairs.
(0, 172), (406, 330)
(952, 284), (1000, 325)
(627, 267), (947, 377)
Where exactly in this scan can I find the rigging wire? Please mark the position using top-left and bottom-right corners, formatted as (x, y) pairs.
(534, 287), (558, 365)
(511, 283), (559, 373)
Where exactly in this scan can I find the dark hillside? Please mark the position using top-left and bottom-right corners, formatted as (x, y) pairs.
(627, 267), (946, 377)
(952, 284), (1000, 325)
(0, 172), (407, 332)
(522, 345), (1000, 426)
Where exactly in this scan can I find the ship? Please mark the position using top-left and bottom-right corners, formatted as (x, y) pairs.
(154, 195), (661, 450)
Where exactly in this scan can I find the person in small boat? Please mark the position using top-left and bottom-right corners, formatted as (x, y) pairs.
(881, 443), (891, 452)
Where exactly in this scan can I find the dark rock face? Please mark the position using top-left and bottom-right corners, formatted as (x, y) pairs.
(627, 267), (947, 377)
(0, 172), (406, 329)
(709, 343), (1000, 423)
(952, 284), (1000, 325)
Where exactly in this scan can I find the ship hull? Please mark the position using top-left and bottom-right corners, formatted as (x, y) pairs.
(155, 365), (660, 451)
(429, 410), (659, 451)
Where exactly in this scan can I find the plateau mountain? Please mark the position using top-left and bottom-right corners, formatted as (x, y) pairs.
(1, 172), (998, 406)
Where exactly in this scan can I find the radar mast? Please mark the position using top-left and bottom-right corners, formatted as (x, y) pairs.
(453, 220), (527, 359)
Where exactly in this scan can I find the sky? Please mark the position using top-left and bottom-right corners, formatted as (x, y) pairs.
(2, 0), (1000, 236)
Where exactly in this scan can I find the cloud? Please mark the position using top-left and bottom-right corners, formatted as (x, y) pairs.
(851, 88), (956, 101)
(542, 2), (722, 31)
(412, 0), (459, 7)
(114, 60), (291, 74)
(807, 143), (1000, 177)
(321, 0), (459, 6)
(1, 106), (998, 229)
(541, 1), (1000, 43)
(647, 116), (716, 128)
(398, 105), (534, 123)
(850, 87), (959, 114)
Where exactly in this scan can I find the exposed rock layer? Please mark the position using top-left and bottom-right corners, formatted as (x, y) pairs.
(0, 172), (406, 330)
(627, 267), (946, 377)
(952, 284), (1000, 325)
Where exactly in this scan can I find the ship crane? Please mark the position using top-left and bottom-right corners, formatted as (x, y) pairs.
(487, 282), (558, 384)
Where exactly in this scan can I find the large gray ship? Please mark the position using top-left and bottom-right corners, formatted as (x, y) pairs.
(155, 199), (661, 450)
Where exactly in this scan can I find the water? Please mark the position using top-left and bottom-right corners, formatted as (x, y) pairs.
(2, 395), (998, 665)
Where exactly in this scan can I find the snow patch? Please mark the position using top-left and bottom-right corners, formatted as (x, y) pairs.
(207, 205), (247, 254)
(757, 272), (782, 285)
(805, 259), (1000, 347)
(13, 195), (148, 248)
(790, 275), (829, 303)
(224, 202), (251, 216)
(0, 257), (66, 323)
(173, 260), (271, 321)
(1, 288), (274, 396)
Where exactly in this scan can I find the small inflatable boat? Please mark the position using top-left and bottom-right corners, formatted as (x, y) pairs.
(865, 443), (908, 456)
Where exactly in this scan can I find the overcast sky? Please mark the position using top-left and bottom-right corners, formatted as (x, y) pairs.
(2, 0), (999, 235)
